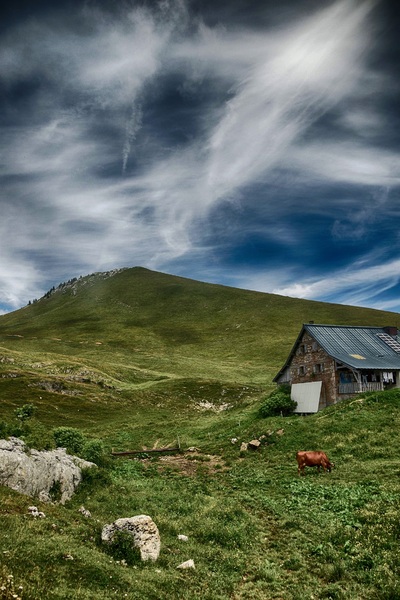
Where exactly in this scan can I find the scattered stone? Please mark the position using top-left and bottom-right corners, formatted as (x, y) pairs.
(248, 439), (261, 450)
(276, 429), (285, 436)
(63, 554), (74, 560)
(0, 437), (96, 504)
(178, 534), (188, 542)
(177, 559), (195, 570)
(230, 438), (238, 444)
(196, 401), (231, 412)
(186, 447), (200, 453)
(79, 506), (92, 518)
(101, 515), (161, 562)
(28, 506), (46, 518)
(0, 357), (15, 364)
(240, 442), (248, 452)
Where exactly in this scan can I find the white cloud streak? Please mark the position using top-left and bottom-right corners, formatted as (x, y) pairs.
(0, 0), (399, 312)
(231, 252), (400, 312)
(271, 256), (400, 310)
(205, 0), (380, 199)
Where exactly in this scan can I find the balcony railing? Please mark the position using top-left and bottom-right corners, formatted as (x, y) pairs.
(338, 382), (384, 395)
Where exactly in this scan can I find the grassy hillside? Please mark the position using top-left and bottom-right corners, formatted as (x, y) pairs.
(0, 266), (398, 447)
(0, 267), (400, 599)
(0, 266), (398, 383)
(1, 391), (400, 599)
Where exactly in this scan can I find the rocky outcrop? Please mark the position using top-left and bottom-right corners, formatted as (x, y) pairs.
(101, 515), (161, 562)
(0, 437), (95, 503)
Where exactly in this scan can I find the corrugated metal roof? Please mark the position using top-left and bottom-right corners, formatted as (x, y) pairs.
(304, 324), (400, 370)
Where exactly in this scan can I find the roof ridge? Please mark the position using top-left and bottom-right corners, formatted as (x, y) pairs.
(304, 323), (384, 329)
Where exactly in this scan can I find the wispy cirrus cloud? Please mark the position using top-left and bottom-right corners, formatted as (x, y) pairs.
(0, 0), (399, 313)
(271, 256), (400, 311)
(205, 0), (379, 199)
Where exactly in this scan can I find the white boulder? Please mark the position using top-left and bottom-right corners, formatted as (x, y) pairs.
(101, 515), (161, 562)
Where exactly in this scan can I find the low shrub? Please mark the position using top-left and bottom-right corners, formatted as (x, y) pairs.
(258, 385), (296, 417)
(14, 404), (35, 422)
(81, 438), (109, 466)
(53, 426), (85, 455)
(80, 465), (112, 486)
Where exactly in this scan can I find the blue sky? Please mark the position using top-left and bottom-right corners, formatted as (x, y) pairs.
(1, 0), (399, 314)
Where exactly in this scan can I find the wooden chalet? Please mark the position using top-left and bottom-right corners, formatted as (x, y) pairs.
(273, 324), (400, 413)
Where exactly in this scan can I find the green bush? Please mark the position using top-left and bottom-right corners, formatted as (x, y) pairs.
(81, 438), (108, 466)
(53, 426), (85, 455)
(259, 386), (297, 417)
(14, 404), (35, 422)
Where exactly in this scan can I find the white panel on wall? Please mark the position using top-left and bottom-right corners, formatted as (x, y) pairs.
(291, 381), (322, 413)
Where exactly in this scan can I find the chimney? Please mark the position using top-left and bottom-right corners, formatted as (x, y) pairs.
(383, 326), (398, 338)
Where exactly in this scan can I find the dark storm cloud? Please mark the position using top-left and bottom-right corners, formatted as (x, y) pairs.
(0, 0), (400, 313)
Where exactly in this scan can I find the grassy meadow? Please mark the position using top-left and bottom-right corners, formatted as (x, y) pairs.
(0, 267), (399, 599)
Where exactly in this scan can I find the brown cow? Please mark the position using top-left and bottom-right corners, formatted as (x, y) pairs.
(296, 451), (334, 476)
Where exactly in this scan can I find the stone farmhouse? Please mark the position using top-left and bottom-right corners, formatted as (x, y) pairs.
(273, 323), (400, 413)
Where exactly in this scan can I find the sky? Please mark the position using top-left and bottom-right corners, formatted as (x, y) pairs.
(1, 0), (400, 314)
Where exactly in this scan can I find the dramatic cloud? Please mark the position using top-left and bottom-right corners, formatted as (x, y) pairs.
(0, 0), (399, 313)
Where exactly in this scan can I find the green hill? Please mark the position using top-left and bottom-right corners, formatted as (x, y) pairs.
(0, 267), (400, 599)
(0, 266), (398, 441)
(0, 265), (398, 383)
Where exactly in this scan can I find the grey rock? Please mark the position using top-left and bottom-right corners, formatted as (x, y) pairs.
(177, 559), (195, 569)
(101, 515), (161, 562)
(79, 506), (92, 518)
(0, 437), (96, 504)
(28, 506), (46, 518)
(248, 439), (261, 450)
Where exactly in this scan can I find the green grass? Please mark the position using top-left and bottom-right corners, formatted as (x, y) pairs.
(0, 392), (400, 599)
(0, 268), (400, 598)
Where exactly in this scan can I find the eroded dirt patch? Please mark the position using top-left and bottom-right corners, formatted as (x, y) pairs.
(143, 453), (227, 476)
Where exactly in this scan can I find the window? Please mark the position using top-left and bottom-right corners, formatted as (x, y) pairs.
(313, 363), (324, 374)
(298, 366), (305, 376)
(312, 341), (318, 351)
(298, 344), (306, 355)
